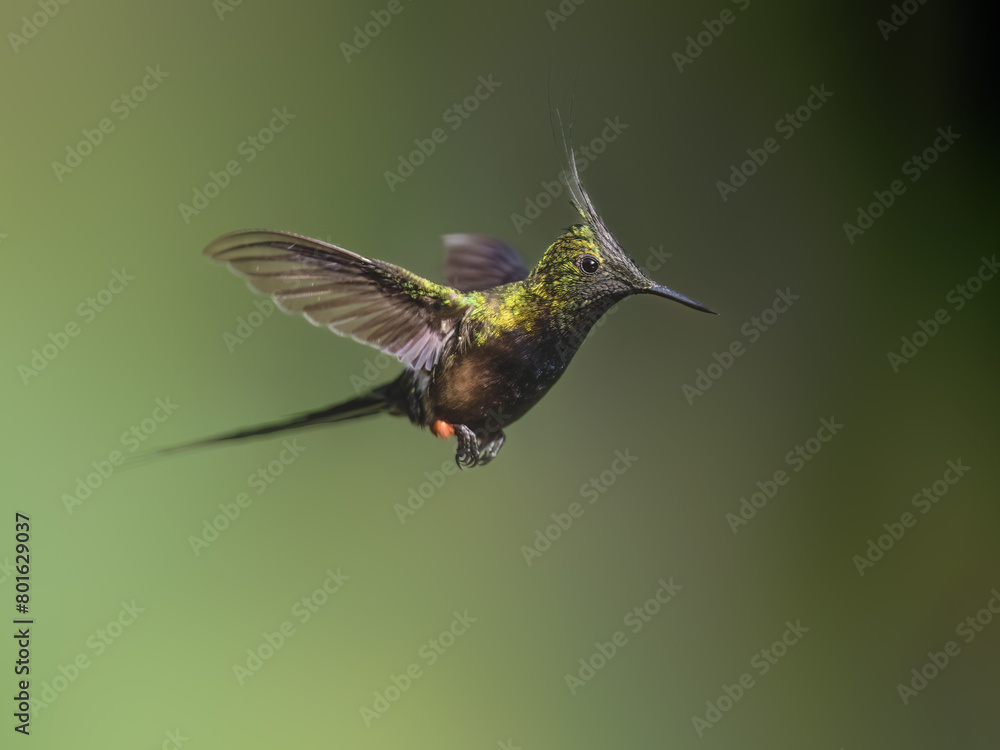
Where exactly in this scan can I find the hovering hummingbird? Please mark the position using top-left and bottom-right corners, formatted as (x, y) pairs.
(164, 155), (715, 467)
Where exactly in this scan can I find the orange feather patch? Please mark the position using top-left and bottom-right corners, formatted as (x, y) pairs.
(430, 420), (455, 439)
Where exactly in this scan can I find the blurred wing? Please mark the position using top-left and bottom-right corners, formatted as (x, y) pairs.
(205, 230), (468, 372)
(442, 234), (530, 292)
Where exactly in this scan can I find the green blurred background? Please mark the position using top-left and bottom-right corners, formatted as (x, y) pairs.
(2, 0), (997, 747)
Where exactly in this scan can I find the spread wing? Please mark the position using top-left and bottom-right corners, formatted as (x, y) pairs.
(442, 234), (530, 292)
(205, 230), (469, 372)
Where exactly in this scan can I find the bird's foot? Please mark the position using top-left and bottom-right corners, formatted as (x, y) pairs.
(454, 425), (481, 468)
(476, 431), (506, 466)
(452, 426), (506, 468)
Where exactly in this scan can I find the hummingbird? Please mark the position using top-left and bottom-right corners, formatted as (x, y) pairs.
(163, 155), (715, 467)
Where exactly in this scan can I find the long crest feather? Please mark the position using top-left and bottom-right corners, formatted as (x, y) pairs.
(550, 101), (627, 260)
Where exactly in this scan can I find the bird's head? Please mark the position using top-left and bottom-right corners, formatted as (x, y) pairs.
(530, 161), (716, 320)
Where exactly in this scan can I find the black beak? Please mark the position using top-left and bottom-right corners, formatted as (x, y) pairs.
(645, 283), (717, 314)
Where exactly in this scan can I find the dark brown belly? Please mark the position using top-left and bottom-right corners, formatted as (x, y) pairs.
(428, 335), (573, 432)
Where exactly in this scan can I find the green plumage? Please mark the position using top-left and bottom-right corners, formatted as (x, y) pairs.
(160, 170), (716, 467)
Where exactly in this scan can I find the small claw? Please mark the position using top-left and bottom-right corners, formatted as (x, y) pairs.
(453, 425), (480, 469)
(476, 431), (506, 466)
(455, 449), (478, 469)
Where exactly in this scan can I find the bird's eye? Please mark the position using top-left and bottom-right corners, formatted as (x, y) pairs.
(578, 255), (600, 275)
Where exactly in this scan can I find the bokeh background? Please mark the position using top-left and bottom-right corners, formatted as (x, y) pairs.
(2, 0), (997, 747)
